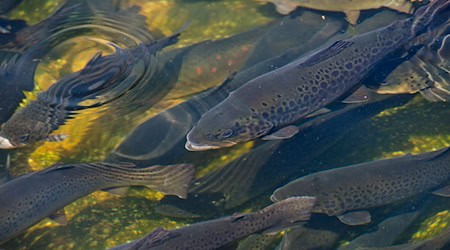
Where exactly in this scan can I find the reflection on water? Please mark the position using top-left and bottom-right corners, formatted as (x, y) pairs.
(0, 0), (449, 249)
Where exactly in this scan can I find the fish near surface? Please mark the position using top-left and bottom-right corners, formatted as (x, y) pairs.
(186, 0), (449, 151)
(261, 0), (413, 24)
(271, 147), (450, 226)
(0, 162), (195, 244)
(111, 196), (316, 250)
(0, 32), (181, 149)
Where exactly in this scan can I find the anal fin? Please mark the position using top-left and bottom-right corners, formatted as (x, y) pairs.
(343, 10), (360, 25)
(432, 185), (450, 197)
(49, 209), (68, 226)
(342, 86), (372, 103)
(262, 125), (299, 140)
(337, 211), (371, 226)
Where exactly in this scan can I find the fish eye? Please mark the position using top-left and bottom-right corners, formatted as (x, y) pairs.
(222, 129), (233, 139)
(19, 134), (29, 142)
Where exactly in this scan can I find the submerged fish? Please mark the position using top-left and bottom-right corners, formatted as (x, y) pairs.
(0, 162), (194, 244)
(186, 0), (449, 151)
(0, 151), (9, 185)
(261, 0), (413, 24)
(374, 21), (450, 101)
(111, 196), (316, 250)
(0, 32), (180, 149)
(271, 147), (450, 226)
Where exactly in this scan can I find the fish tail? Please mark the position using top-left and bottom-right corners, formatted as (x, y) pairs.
(262, 196), (316, 234)
(84, 162), (195, 199)
(410, 0), (450, 37)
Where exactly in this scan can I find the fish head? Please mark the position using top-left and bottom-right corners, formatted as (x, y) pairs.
(185, 101), (273, 151)
(0, 114), (47, 149)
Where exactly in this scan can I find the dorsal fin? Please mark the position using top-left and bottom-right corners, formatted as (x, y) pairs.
(38, 162), (73, 175)
(133, 227), (180, 248)
(301, 40), (354, 67)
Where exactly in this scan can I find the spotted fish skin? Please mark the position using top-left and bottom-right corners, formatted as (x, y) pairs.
(112, 196), (316, 250)
(0, 33), (180, 149)
(271, 148), (450, 217)
(186, 0), (449, 151)
(0, 162), (194, 244)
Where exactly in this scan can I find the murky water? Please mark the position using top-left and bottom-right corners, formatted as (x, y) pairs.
(0, 0), (449, 249)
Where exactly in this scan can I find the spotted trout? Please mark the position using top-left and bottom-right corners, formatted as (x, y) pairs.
(186, 0), (449, 151)
(0, 32), (180, 149)
(111, 196), (316, 250)
(0, 162), (194, 244)
(271, 147), (450, 226)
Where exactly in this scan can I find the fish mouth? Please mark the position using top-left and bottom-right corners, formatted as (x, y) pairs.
(185, 140), (237, 151)
(0, 136), (15, 149)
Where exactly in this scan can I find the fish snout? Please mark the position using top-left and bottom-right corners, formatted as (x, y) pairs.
(185, 128), (237, 151)
(0, 136), (15, 149)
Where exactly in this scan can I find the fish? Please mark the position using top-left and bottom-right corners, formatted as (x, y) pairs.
(108, 11), (344, 166)
(0, 151), (10, 185)
(186, 0), (449, 151)
(237, 233), (282, 250)
(0, 31), (181, 149)
(110, 196), (316, 250)
(260, 0), (413, 24)
(0, 0), (21, 15)
(271, 147), (450, 226)
(279, 226), (341, 250)
(373, 20), (450, 102)
(338, 209), (422, 249)
(0, 161), (195, 244)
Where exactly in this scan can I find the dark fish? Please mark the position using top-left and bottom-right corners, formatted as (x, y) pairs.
(0, 162), (194, 244)
(0, 32), (180, 149)
(271, 147), (450, 225)
(111, 196), (316, 250)
(186, 0), (449, 151)
(339, 210), (421, 249)
(0, 0), (21, 15)
(0, 150), (10, 185)
(279, 226), (341, 250)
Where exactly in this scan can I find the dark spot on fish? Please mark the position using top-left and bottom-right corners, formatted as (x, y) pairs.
(345, 62), (353, 69)
(331, 71), (339, 77)
(312, 86), (318, 93)
(289, 100), (295, 107)
(261, 102), (268, 107)
(277, 94), (282, 98)
(277, 107), (283, 114)
(296, 87), (302, 92)
(262, 112), (269, 118)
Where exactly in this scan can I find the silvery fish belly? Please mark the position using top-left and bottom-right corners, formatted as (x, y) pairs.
(186, 0), (449, 151)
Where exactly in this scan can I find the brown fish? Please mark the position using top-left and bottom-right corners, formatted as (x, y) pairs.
(186, 0), (449, 151)
(271, 147), (450, 226)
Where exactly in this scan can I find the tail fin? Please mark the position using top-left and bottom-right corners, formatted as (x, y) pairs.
(411, 0), (450, 36)
(142, 163), (195, 199)
(80, 162), (195, 199)
(262, 196), (316, 234)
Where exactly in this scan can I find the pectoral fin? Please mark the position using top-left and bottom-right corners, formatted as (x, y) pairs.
(49, 209), (68, 226)
(101, 187), (130, 196)
(337, 211), (371, 225)
(432, 185), (450, 197)
(262, 125), (299, 140)
(344, 10), (360, 25)
(305, 108), (331, 118)
(342, 86), (372, 103)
